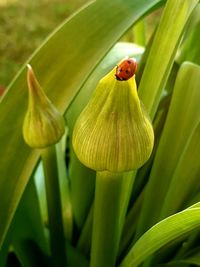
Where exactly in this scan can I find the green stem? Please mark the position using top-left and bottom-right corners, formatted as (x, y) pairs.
(90, 171), (135, 267)
(42, 146), (67, 267)
(56, 140), (73, 242)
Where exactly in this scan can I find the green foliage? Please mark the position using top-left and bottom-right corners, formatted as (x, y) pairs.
(120, 206), (200, 267)
(0, 0), (200, 267)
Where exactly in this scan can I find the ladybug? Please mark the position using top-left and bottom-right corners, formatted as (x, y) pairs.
(115, 58), (137, 81)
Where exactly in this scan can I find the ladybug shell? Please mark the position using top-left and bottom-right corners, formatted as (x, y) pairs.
(115, 58), (137, 81)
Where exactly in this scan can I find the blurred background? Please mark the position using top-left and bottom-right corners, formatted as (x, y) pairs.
(0, 0), (161, 92)
(0, 0), (89, 89)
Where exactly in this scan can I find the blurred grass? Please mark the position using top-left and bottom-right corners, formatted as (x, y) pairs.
(0, 0), (161, 90)
(0, 0), (161, 89)
(0, 0), (88, 88)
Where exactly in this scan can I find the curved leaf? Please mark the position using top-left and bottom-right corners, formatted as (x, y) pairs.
(120, 207), (200, 267)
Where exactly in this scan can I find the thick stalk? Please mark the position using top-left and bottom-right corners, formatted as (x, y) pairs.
(90, 171), (134, 267)
(42, 146), (67, 267)
(56, 140), (73, 241)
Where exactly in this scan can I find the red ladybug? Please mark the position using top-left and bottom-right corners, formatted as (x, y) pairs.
(115, 58), (137, 81)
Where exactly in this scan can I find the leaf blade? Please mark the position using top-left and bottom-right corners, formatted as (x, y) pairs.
(120, 207), (200, 267)
(138, 0), (198, 118)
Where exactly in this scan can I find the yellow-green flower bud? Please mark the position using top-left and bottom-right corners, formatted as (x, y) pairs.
(72, 59), (154, 172)
(23, 65), (65, 148)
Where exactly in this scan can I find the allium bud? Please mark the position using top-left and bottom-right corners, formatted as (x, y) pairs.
(23, 65), (65, 148)
(72, 59), (154, 172)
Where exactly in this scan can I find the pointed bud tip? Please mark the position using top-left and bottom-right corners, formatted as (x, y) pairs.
(27, 64), (32, 70)
(26, 64), (40, 93)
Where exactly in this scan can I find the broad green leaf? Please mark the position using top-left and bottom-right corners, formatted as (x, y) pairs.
(135, 62), (200, 238)
(120, 207), (200, 267)
(0, 0), (165, 247)
(160, 122), (200, 218)
(188, 200), (200, 208)
(138, 0), (198, 118)
(177, 4), (200, 65)
(133, 20), (146, 47)
(178, 20), (200, 66)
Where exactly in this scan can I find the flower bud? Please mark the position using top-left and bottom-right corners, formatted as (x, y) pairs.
(23, 65), (65, 148)
(72, 59), (154, 172)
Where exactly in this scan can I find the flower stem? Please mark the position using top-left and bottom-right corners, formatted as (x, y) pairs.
(90, 171), (134, 267)
(42, 145), (67, 267)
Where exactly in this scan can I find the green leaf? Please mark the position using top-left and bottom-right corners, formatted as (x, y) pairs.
(163, 249), (200, 267)
(138, 0), (198, 118)
(11, 178), (48, 267)
(160, 122), (200, 218)
(66, 243), (89, 267)
(177, 4), (200, 65)
(133, 20), (146, 47)
(181, 251), (200, 266)
(0, 234), (11, 267)
(0, 0), (165, 248)
(135, 62), (200, 238)
(120, 207), (200, 267)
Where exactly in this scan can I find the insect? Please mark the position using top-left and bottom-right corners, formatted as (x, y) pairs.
(115, 57), (137, 81)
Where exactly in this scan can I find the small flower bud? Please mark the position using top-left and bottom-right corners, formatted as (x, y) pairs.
(23, 65), (65, 148)
(72, 59), (154, 172)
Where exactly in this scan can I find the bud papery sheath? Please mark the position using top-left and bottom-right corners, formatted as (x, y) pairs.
(72, 64), (154, 172)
